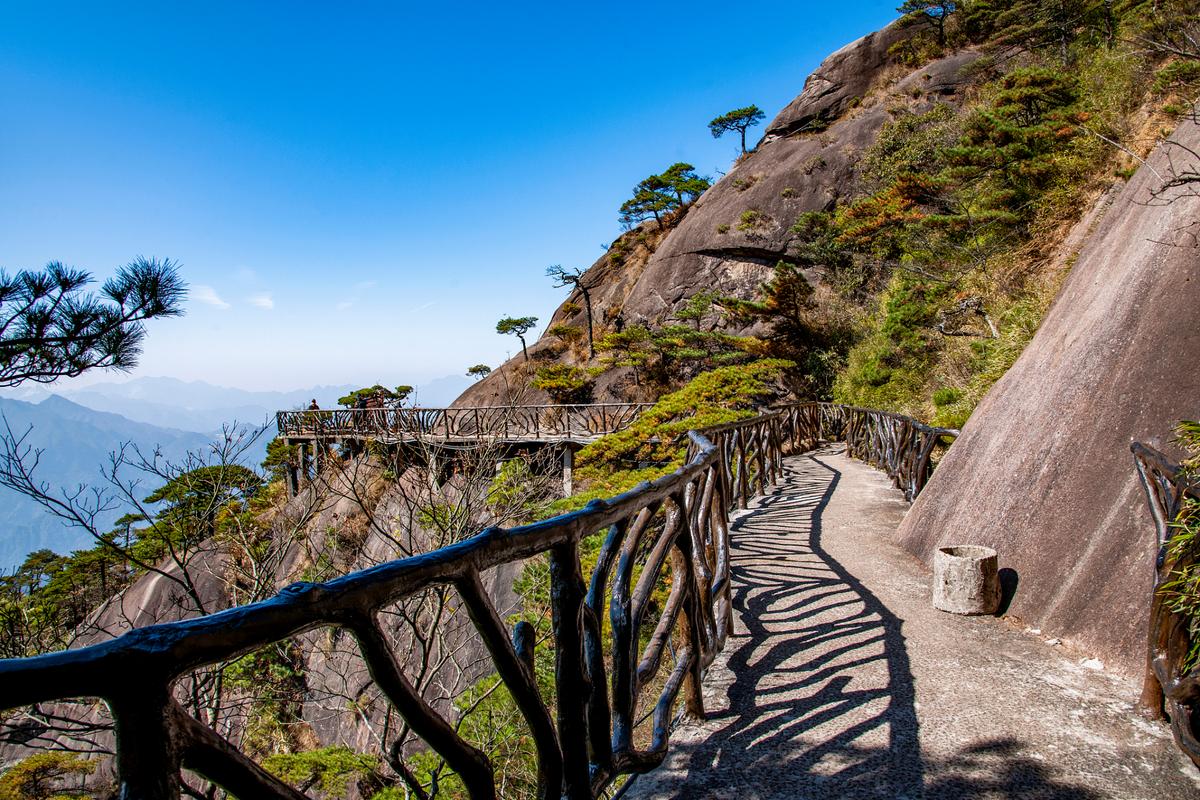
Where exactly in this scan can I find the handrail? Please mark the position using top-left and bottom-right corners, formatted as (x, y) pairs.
(776, 402), (959, 501)
(1130, 441), (1200, 767)
(0, 402), (954, 798)
(276, 403), (656, 440)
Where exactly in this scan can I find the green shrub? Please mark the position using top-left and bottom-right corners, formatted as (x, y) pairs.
(0, 752), (96, 800)
(531, 364), (598, 404)
(1154, 60), (1200, 95)
(931, 387), (962, 407)
(732, 173), (762, 191)
(547, 324), (584, 345)
(1160, 421), (1200, 670)
(264, 747), (380, 799)
(735, 209), (769, 232)
(573, 359), (793, 500)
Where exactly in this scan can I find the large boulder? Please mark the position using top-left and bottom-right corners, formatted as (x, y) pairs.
(895, 117), (1200, 677)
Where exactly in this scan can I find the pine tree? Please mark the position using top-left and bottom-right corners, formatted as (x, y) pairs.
(659, 162), (712, 206)
(897, 1), (958, 46)
(942, 67), (1084, 227)
(0, 258), (185, 387)
(496, 316), (538, 361)
(709, 106), (767, 154)
(546, 265), (597, 357)
(619, 174), (677, 228)
(961, 0), (1106, 61)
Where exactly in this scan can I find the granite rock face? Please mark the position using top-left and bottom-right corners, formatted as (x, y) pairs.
(895, 117), (1200, 677)
(764, 21), (910, 139)
(458, 25), (981, 406)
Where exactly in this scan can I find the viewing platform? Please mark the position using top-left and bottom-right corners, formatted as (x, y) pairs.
(275, 403), (654, 445)
(275, 403), (655, 496)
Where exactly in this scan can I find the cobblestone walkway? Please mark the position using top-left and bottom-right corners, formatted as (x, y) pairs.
(625, 446), (1199, 799)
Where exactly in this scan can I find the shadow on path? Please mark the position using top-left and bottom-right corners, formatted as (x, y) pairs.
(626, 447), (1100, 799)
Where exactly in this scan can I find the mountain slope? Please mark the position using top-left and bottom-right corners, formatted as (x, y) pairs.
(895, 117), (1200, 677)
(0, 396), (213, 569)
(450, 10), (1196, 678)
(456, 21), (981, 406)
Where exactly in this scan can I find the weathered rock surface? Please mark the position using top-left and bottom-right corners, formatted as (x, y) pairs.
(459, 26), (981, 406)
(763, 21), (909, 139)
(895, 116), (1200, 677)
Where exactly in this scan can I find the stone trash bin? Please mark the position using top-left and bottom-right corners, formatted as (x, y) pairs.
(932, 545), (1000, 615)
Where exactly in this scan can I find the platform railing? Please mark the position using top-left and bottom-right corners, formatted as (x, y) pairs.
(276, 404), (655, 441)
(0, 402), (954, 799)
(1131, 441), (1200, 767)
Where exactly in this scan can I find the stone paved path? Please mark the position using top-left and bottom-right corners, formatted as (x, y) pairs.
(625, 446), (1199, 799)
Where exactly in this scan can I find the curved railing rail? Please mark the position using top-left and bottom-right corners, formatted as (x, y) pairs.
(277, 404), (655, 441)
(0, 402), (953, 799)
(1131, 441), (1200, 766)
(778, 402), (959, 500)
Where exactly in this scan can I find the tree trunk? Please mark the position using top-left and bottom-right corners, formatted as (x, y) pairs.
(580, 287), (595, 358)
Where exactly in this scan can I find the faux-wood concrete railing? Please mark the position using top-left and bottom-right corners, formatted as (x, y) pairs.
(1131, 441), (1200, 767)
(0, 402), (956, 799)
(277, 404), (655, 441)
(779, 402), (959, 501)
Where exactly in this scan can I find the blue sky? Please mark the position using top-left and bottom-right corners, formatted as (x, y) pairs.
(0, 1), (901, 391)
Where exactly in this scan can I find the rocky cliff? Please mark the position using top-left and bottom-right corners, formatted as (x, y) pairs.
(895, 117), (1200, 677)
(456, 14), (1200, 682)
(456, 21), (982, 406)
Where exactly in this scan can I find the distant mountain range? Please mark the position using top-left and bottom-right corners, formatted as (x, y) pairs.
(0, 395), (214, 570)
(0, 375), (475, 569)
(0, 374), (475, 435)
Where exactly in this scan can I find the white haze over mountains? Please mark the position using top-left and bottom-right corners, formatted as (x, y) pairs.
(2, 374), (475, 434)
(0, 374), (474, 569)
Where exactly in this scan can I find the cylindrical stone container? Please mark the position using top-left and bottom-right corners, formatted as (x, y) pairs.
(932, 545), (1000, 615)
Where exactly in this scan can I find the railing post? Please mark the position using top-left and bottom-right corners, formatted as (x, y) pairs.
(1132, 448), (1176, 720)
(673, 491), (707, 721)
(112, 686), (183, 800)
(549, 542), (591, 800)
(458, 570), (563, 800)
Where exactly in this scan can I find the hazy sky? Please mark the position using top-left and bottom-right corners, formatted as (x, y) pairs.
(1, 1), (900, 391)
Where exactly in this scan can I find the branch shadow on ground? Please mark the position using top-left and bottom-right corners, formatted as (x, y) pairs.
(625, 447), (1099, 799)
